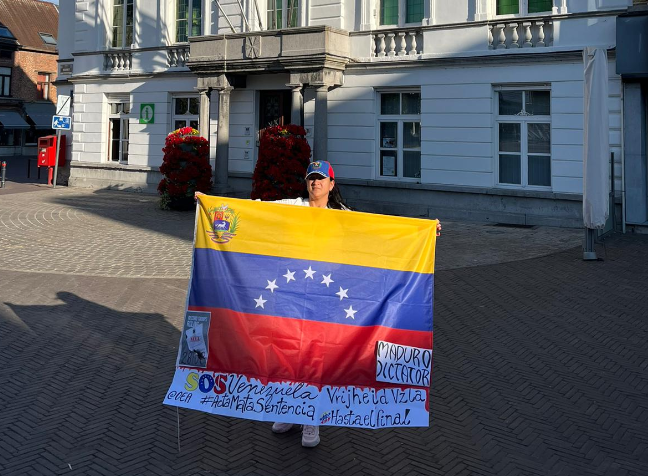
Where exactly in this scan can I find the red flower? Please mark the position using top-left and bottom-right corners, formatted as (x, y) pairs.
(251, 123), (311, 201)
(158, 128), (213, 208)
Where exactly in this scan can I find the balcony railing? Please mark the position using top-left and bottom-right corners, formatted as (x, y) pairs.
(370, 29), (423, 59)
(167, 45), (190, 68)
(488, 20), (553, 49)
(103, 50), (132, 71)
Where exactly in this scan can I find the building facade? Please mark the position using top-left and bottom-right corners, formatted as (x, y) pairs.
(57, 0), (638, 227)
(0, 0), (59, 156)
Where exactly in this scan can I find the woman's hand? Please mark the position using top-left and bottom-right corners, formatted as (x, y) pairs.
(194, 191), (206, 202)
(436, 221), (442, 237)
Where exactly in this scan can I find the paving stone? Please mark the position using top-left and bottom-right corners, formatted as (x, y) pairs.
(0, 187), (647, 475)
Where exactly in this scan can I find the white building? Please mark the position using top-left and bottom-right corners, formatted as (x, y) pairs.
(56, 0), (641, 227)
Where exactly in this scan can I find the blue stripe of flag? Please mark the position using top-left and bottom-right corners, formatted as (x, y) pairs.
(189, 248), (433, 332)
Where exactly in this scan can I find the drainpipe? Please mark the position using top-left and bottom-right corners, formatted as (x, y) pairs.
(620, 83), (626, 233)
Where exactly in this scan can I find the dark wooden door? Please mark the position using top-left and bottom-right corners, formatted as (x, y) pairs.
(259, 90), (292, 131)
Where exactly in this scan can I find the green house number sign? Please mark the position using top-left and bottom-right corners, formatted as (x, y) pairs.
(139, 104), (155, 124)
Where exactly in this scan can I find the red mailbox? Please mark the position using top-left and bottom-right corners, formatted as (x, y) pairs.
(37, 135), (66, 167)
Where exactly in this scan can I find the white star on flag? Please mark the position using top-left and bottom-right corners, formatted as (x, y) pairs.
(266, 279), (279, 293)
(336, 287), (349, 300)
(321, 274), (334, 287)
(283, 269), (296, 283)
(304, 266), (316, 279)
(344, 306), (357, 319)
(254, 295), (267, 309)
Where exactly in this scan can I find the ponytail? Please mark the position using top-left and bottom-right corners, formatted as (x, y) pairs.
(327, 181), (352, 210)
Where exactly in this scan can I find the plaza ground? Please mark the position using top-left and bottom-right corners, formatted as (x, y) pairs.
(0, 184), (646, 475)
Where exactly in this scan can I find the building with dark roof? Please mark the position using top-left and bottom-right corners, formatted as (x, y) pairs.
(0, 0), (59, 156)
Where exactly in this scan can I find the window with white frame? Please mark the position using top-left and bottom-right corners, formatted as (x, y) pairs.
(108, 101), (131, 163)
(36, 73), (51, 101)
(176, 0), (202, 43)
(378, 91), (421, 179)
(496, 0), (552, 16)
(111, 0), (134, 48)
(380, 0), (424, 26)
(267, 0), (299, 29)
(172, 96), (199, 131)
(496, 88), (551, 187)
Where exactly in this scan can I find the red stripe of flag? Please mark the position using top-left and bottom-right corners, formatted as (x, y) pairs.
(189, 306), (433, 389)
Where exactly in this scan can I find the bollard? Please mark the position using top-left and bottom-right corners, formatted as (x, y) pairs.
(0, 161), (6, 188)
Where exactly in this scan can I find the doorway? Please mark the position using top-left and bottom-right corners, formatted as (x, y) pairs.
(259, 90), (292, 135)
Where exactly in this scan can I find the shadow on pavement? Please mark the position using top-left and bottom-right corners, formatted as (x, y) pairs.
(52, 189), (196, 242)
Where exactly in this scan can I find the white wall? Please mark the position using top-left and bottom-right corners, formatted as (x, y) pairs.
(71, 77), (199, 166)
(334, 59), (622, 195)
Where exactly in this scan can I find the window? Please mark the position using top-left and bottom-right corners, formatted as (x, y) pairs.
(112, 0), (134, 48)
(0, 67), (10, 96)
(496, 0), (552, 15)
(0, 26), (15, 39)
(37, 73), (51, 100)
(176, 0), (201, 43)
(38, 32), (57, 46)
(267, 0), (299, 29)
(378, 91), (421, 179)
(172, 96), (199, 131)
(496, 89), (551, 187)
(108, 101), (131, 163)
(380, 0), (424, 26)
(25, 128), (54, 145)
(0, 129), (21, 146)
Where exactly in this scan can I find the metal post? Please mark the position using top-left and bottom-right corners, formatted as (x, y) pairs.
(583, 228), (597, 260)
(52, 129), (61, 188)
(1, 161), (6, 188)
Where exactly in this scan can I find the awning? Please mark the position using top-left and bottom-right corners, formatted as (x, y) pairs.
(0, 110), (29, 129)
(25, 103), (55, 129)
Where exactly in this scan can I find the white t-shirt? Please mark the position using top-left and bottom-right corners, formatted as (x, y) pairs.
(272, 197), (310, 207)
(270, 197), (349, 210)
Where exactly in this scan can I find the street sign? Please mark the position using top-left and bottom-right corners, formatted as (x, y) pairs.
(140, 103), (155, 124)
(52, 115), (72, 130)
(56, 95), (71, 116)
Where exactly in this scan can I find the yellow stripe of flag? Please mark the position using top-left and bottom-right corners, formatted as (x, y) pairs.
(194, 196), (437, 274)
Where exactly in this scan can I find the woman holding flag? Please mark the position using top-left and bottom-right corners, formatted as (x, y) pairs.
(196, 160), (440, 448)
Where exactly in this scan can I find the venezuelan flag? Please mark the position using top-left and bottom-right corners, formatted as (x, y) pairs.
(187, 196), (437, 390)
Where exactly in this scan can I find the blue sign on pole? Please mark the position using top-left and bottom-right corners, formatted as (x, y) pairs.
(52, 115), (71, 130)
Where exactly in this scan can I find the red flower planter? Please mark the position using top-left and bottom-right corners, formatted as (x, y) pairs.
(251, 125), (311, 201)
(158, 127), (212, 210)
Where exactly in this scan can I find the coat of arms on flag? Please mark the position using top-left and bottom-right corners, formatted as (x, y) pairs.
(164, 196), (438, 428)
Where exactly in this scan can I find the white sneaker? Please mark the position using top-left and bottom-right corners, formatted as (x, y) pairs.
(301, 425), (320, 447)
(271, 422), (293, 433)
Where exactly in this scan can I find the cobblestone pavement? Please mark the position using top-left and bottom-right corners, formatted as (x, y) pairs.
(1, 186), (647, 476)
(0, 188), (583, 277)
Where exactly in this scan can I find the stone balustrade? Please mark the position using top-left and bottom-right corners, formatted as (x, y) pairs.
(488, 20), (553, 49)
(371, 29), (423, 59)
(103, 51), (133, 71)
(167, 45), (190, 68)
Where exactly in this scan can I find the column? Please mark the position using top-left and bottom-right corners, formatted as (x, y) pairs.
(552, 0), (567, 15)
(203, 0), (212, 35)
(287, 83), (303, 126)
(422, 0), (435, 26)
(215, 87), (232, 192)
(313, 85), (329, 163)
(359, 0), (371, 30)
(198, 88), (211, 140)
(473, 0), (489, 21)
